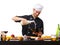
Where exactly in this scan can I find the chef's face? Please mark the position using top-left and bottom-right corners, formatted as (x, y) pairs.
(33, 9), (41, 18)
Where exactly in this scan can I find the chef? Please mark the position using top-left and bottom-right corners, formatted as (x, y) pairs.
(12, 4), (44, 37)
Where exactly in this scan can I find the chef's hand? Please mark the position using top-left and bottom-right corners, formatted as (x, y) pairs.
(37, 32), (42, 37)
(20, 19), (34, 25)
(20, 18), (32, 25)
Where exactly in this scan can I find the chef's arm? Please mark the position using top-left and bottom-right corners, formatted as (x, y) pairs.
(12, 16), (24, 22)
(12, 16), (32, 25)
(37, 28), (43, 37)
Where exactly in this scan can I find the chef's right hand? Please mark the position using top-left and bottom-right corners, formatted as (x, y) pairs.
(20, 18), (30, 25)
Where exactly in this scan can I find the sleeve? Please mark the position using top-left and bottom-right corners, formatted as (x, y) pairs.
(15, 15), (29, 22)
(16, 15), (28, 18)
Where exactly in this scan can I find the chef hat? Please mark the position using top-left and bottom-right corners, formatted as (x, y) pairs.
(33, 4), (43, 11)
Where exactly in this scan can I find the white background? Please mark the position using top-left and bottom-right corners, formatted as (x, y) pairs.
(0, 0), (60, 36)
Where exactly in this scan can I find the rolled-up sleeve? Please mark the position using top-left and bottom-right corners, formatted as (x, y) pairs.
(15, 15), (29, 22)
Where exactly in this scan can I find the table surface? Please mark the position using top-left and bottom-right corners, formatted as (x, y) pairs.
(0, 41), (60, 45)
